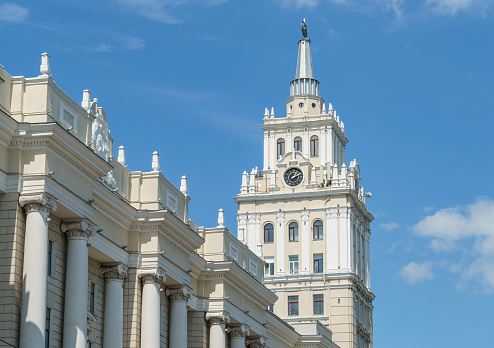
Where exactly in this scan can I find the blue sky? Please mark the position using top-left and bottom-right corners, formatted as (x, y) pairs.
(1, 0), (494, 347)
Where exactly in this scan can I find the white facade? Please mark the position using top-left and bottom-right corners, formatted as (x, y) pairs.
(236, 27), (375, 348)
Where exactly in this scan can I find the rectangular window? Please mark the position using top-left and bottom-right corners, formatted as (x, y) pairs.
(268, 305), (273, 312)
(288, 296), (299, 316)
(45, 308), (51, 348)
(264, 257), (274, 276)
(289, 255), (299, 275)
(47, 241), (52, 276)
(313, 294), (324, 314)
(264, 224), (274, 243)
(313, 253), (323, 273)
(90, 283), (96, 315)
(47, 241), (56, 278)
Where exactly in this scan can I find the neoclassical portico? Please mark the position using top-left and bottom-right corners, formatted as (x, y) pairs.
(166, 286), (191, 348)
(18, 194), (57, 348)
(61, 219), (95, 348)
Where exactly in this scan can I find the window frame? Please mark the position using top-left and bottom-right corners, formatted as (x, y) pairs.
(289, 255), (299, 275)
(264, 257), (275, 276)
(313, 253), (323, 273)
(89, 282), (96, 315)
(277, 138), (285, 159)
(288, 295), (299, 316)
(264, 223), (274, 243)
(313, 220), (324, 240)
(310, 135), (319, 157)
(288, 222), (299, 242)
(294, 136), (302, 152)
(313, 294), (324, 315)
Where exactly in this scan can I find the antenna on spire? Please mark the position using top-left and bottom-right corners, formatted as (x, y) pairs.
(301, 18), (308, 38)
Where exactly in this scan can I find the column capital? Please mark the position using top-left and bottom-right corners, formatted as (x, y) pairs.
(325, 207), (338, 219)
(301, 210), (310, 222)
(61, 219), (95, 239)
(165, 286), (191, 302)
(101, 263), (128, 280)
(138, 268), (165, 284)
(228, 324), (250, 338)
(206, 311), (230, 326)
(247, 336), (267, 347)
(19, 194), (57, 214)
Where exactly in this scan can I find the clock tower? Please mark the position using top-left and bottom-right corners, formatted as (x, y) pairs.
(234, 21), (375, 348)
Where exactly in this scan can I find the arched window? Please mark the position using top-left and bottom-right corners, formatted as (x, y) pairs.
(313, 220), (323, 240)
(294, 136), (302, 152)
(277, 138), (285, 159)
(310, 135), (319, 157)
(289, 222), (299, 242)
(264, 223), (274, 243)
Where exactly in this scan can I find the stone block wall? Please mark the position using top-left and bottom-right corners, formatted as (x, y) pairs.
(187, 311), (208, 348)
(88, 257), (105, 346)
(124, 268), (141, 347)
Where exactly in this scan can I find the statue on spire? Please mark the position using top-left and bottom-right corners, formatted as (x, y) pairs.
(301, 18), (308, 38)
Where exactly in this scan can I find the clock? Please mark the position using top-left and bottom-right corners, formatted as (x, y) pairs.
(283, 167), (304, 187)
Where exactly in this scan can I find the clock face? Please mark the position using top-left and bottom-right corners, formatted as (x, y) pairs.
(284, 167), (304, 187)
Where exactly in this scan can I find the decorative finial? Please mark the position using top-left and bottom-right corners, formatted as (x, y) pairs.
(217, 208), (225, 227)
(180, 175), (188, 195)
(301, 18), (308, 38)
(40, 53), (50, 76)
(152, 151), (160, 172)
(118, 145), (126, 165)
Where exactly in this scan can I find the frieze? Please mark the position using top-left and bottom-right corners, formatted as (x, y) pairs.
(61, 219), (95, 239)
(19, 194), (57, 214)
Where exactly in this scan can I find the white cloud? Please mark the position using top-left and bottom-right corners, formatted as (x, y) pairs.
(425, 0), (483, 15)
(0, 2), (29, 23)
(118, 0), (228, 23)
(399, 261), (434, 284)
(277, 0), (319, 8)
(413, 197), (494, 293)
(385, 0), (404, 18)
(380, 221), (401, 232)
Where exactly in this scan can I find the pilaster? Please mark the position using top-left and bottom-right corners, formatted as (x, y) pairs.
(300, 210), (310, 274)
(326, 208), (338, 271)
(276, 212), (285, 275)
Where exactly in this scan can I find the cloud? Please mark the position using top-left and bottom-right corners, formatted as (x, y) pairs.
(413, 197), (494, 293)
(425, 0), (484, 15)
(399, 261), (434, 284)
(380, 221), (401, 232)
(0, 2), (29, 23)
(385, 0), (404, 18)
(277, 0), (319, 8)
(118, 0), (228, 23)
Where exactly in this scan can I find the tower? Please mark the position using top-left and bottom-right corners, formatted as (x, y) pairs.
(235, 21), (375, 348)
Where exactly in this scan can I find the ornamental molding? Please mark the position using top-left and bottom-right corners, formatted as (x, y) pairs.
(247, 214), (260, 224)
(228, 324), (250, 338)
(165, 286), (191, 302)
(61, 219), (95, 239)
(237, 215), (248, 224)
(325, 208), (338, 219)
(19, 194), (57, 214)
(247, 336), (267, 348)
(101, 264), (128, 280)
(205, 311), (230, 326)
(301, 211), (310, 222)
(339, 207), (349, 218)
(276, 213), (285, 223)
(138, 268), (165, 284)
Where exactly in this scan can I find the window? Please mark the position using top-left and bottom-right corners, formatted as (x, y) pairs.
(277, 138), (285, 159)
(264, 223), (274, 243)
(90, 283), (96, 315)
(288, 222), (299, 242)
(313, 253), (323, 273)
(294, 136), (302, 152)
(313, 294), (324, 314)
(45, 308), (51, 348)
(313, 220), (323, 240)
(264, 257), (275, 276)
(48, 240), (53, 276)
(229, 244), (238, 261)
(268, 305), (274, 312)
(288, 296), (299, 315)
(289, 255), (299, 275)
(310, 135), (319, 157)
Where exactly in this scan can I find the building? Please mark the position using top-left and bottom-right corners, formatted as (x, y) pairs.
(235, 21), (375, 348)
(0, 25), (352, 348)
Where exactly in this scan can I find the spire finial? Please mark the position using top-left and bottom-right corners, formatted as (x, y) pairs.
(301, 18), (308, 38)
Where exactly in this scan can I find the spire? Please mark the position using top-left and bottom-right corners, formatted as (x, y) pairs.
(289, 19), (320, 99)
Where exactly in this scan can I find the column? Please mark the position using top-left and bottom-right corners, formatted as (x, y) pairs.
(303, 128), (309, 157)
(326, 208), (338, 272)
(320, 129), (326, 166)
(338, 208), (350, 272)
(61, 219), (95, 348)
(138, 269), (165, 348)
(269, 133), (275, 169)
(300, 211), (310, 274)
(206, 311), (230, 347)
(254, 214), (261, 257)
(101, 264), (128, 348)
(229, 324), (249, 348)
(166, 286), (191, 348)
(237, 215), (247, 244)
(247, 214), (257, 253)
(364, 231), (371, 289)
(247, 336), (267, 348)
(263, 132), (269, 171)
(18, 194), (57, 348)
(327, 128), (333, 165)
(276, 213), (285, 275)
(287, 129), (292, 153)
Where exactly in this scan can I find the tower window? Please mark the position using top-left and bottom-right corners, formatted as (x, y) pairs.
(288, 222), (299, 242)
(310, 135), (319, 157)
(313, 253), (323, 273)
(294, 137), (302, 152)
(288, 295), (299, 315)
(264, 223), (274, 243)
(277, 138), (285, 159)
(313, 294), (324, 314)
(289, 255), (299, 274)
(313, 220), (323, 240)
(312, 103), (316, 108)
(298, 102), (304, 108)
